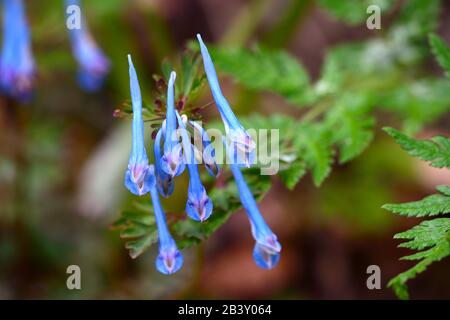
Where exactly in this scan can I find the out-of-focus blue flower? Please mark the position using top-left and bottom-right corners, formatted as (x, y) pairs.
(175, 110), (213, 222)
(160, 71), (185, 177)
(229, 164), (281, 269)
(154, 127), (175, 198)
(0, 0), (35, 102)
(124, 55), (154, 196)
(197, 34), (256, 168)
(189, 120), (220, 177)
(150, 182), (183, 275)
(65, 0), (110, 92)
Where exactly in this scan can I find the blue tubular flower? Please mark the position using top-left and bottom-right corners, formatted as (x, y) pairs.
(150, 186), (183, 275)
(65, 0), (110, 92)
(154, 127), (175, 197)
(124, 55), (154, 196)
(229, 164), (281, 269)
(0, 0), (35, 101)
(175, 111), (213, 222)
(197, 34), (256, 167)
(160, 71), (185, 177)
(189, 120), (220, 177)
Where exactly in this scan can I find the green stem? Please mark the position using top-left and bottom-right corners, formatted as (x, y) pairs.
(220, 0), (272, 46)
(300, 101), (330, 123)
(262, 0), (314, 48)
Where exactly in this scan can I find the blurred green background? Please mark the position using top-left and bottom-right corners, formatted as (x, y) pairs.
(0, 0), (450, 299)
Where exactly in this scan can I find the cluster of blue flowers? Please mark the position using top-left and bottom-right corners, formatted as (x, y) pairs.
(124, 34), (281, 275)
(0, 0), (109, 102)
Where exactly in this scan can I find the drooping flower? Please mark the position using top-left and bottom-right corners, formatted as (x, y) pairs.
(160, 71), (185, 177)
(65, 0), (110, 92)
(150, 182), (183, 275)
(189, 120), (220, 177)
(229, 164), (281, 269)
(0, 0), (35, 101)
(154, 127), (175, 198)
(197, 34), (256, 168)
(124, 54), (154, 196)
(175, 109), (213, 222)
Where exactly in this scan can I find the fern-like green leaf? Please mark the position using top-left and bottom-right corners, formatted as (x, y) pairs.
(429, 34), (450, 76)
(241, 114), (330, 188)
(211, 46), (313, 106)
(382, 186), (450, 217)
(111, 202), (158, 259)
(294, 124), (334, 187)
(388, 218), (450, 299)
(383, 127), (450, 168)
(278, 159), (307, 190)
(325, 93), (375, 163)
(384, 129), (450, 299)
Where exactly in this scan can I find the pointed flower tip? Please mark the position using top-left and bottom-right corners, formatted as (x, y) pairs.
(196, 33), (203, 42)
(169, 71), (176, 86)
(127, 54), (134, 69)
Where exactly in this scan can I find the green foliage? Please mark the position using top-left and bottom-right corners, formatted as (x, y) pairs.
(383, 129), (450, 299)
(295, 124), (334, 186)
(388, 215), (450, 299)
(278, 159), (307, 190)
(211, 46), (313, 106)
(429, 34), (450, 77)
(241, 114), (334, 187)
(210, 0), (450, 172)
(396, 0), (440, 39)
(383, 127), (450, 168)
(324, 93), (375, 163)
(318, 0), (395, 25)
(112, 201), (158, 259)
(380, 79), (450, 134)
(383, 188), (450, 218)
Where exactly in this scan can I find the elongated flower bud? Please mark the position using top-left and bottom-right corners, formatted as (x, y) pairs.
(230, 164), (281, 269)
(124, 55), (154, 196)
(0, 0), (35, 101)
(175, 110), (213, 222)
(160, 71), (185, 177)
(197, 34), (256, 168)
(66, 0), (110, 91)
(150, 183), (183, 275)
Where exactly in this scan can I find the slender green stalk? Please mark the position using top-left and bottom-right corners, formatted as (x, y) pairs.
(262, 0), (314, 48)
(220, 0), (272, 46)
